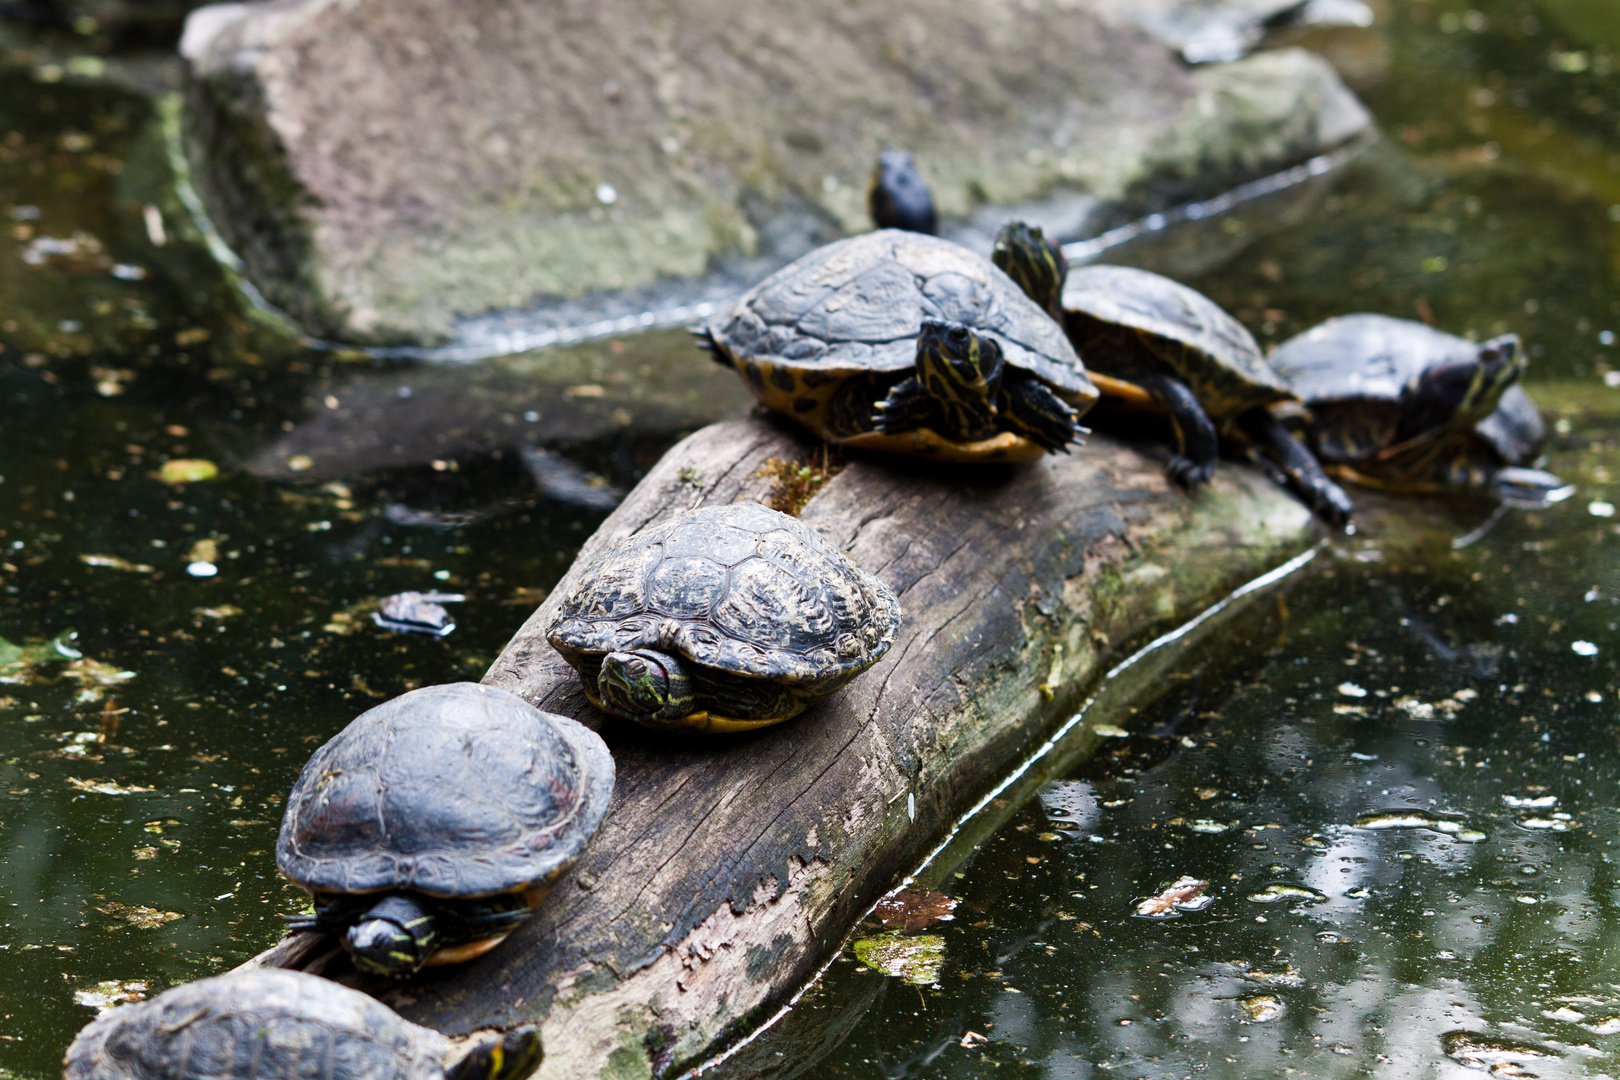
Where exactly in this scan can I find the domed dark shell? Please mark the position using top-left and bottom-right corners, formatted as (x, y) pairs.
(65, 969), (453, 1080)
(1063, 264), (1288, 415)
(277, 683), (614, 900)
(546, 503), (900, 688)
(710, 229), (1094, 396)
(1269, 313), (1544, 465)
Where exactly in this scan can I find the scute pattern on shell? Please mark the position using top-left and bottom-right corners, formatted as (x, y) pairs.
(548, 503), (900, 687)
(65, 970), (450, 1080)
(1063, 264), (1287, 400)
(711, 230), (1092, 394)
(277, 683), (614, 899)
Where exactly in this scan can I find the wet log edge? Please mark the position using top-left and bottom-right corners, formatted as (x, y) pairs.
(252, 413), (1316, 1079)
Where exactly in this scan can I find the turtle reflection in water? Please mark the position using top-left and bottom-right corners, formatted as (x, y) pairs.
(547, 503), (900, 733)
(991, 221), (1353, 524)
(1268, 313), (1573, 507)
(699, 230), (1098, 462)
(277, 683), (614, 977)
(64, 969), (541, 1080)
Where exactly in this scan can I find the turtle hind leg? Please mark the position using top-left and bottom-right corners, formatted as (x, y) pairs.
(1239, 409), (1354, 527)
(1141, 372), (1218, 489)
(998, 371), (1085, 453)
(873, 376), (941, 435)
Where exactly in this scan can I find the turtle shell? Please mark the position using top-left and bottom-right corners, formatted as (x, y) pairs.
(1268, 313), (1544, 466)
(1062, 264), (1290, 422)
(706, 230), (1097, 459)
(65, 969), (457, 1080)
(277, 683), (614, 900)
(546, 502), (900, 690)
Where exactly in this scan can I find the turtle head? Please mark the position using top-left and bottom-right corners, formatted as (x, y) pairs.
(1398, 334), (1525, 443)
(868, 148), (938, 234)
(597, 649), (694, 726)
(914, 319), (1005, 441)
(447, 1026), (544, 1080)
(992, 220), (1067, 320)
(344, 893), (437, 977)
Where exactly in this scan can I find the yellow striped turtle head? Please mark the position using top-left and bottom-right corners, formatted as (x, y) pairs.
(916, 319), (1004, 438)
(992, 221), (1066, 321)
(1396, 333), (1524, 444)
(449, 1026), (545, 1080)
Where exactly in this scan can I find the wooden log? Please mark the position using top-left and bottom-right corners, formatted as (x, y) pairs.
(252, 413), (1317, 1078)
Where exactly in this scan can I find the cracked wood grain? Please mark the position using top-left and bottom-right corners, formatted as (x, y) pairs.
(249, 413), (1315, 1079)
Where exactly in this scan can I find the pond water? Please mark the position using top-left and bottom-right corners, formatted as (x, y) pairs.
(1, 0), (1619, 1077)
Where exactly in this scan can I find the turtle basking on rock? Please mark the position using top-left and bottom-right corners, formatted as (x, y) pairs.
(990, 220), (1352, 524)
(699, 230), (1098, 463)
(547, 503), (899, 733)
(277, 682), (613, 978)
(1267, 313), (1572, 507)
(64, 969), (541, 1080)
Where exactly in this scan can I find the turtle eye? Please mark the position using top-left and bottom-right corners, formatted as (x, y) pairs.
(948, 326), (969, 343)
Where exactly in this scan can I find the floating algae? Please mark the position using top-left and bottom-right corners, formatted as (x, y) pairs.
(852, 933), (945, 985)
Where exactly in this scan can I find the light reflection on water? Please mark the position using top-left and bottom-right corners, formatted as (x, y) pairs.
(2, 0), (1620, 1077)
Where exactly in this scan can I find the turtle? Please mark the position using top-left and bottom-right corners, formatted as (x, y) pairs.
(1266, 313), (1573, 506)
(64, 969), (541, 1080)
(545, 502), (900, 733)
(867, 148), (937, 234)
(697, 230), (1099, 463)
(989, 220), (1353, 524)
(277, 682), (614, 978)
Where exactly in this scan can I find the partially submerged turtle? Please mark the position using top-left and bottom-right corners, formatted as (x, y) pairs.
(991, 221), (1352, 524)
(699, 230), (1098, 463)
(277, 682), (613, 977)
(1267, 313), (1573, 506)
(868, 148), (937, 234)
(65, 969), (541, 1080)
(546, 503), (900, 733)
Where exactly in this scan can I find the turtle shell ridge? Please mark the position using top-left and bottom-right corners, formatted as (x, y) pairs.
(276, 682), (614, 899)
(712, 230), (1093, 396)
(1063, 264), (1288, 412)
(547, 503), (900, 687)
(64, 969), (448, 1080)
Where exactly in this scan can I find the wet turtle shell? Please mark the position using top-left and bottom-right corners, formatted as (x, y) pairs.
(65, 969), (541, 1080)
(1268, 313), (1549, 491)
(705, 230), (1098, 463)
(546, 503), (901, 733)
(1061, 264), (1293, 426)
(276, 682), (613, 969)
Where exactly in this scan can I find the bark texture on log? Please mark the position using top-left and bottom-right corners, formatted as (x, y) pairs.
(256, 414), (1316, 1079)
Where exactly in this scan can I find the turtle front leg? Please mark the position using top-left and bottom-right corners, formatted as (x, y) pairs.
(997, 371), (1085, 453)
(1141, 373), (1218, 489)
(1239, 408), (1354, 527)
(873, 376), (941, 435)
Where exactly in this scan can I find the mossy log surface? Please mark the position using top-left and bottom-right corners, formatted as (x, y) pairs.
(251, 413), (1316, 1079)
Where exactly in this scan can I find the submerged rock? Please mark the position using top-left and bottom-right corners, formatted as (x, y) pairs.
(178, 0), (1372, 347)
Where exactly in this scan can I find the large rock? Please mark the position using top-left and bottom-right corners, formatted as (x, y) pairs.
(179, 0), (1372, 346)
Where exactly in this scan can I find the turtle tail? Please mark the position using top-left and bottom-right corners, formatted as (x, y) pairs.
(690, 326), (733, 368)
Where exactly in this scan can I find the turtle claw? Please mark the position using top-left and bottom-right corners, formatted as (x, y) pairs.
(998, 372), (1084, 454)
(1167, 455), (1215, 490)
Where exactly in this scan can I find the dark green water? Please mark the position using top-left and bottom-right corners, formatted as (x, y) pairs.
(2, 0), (1620, 1077)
